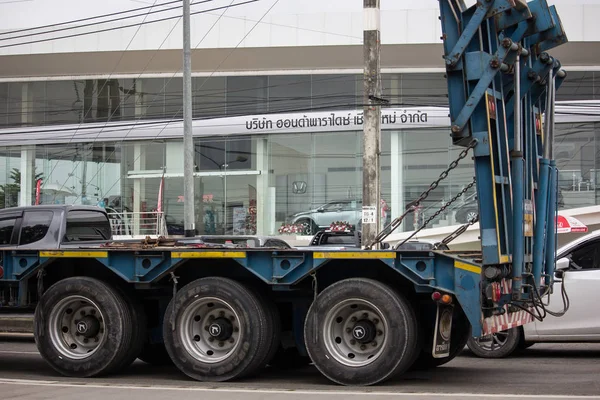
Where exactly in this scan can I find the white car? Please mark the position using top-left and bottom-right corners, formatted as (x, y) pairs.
(467, 230), (600, 358)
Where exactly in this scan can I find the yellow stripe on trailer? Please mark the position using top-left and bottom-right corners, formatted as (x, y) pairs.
(454, 260), (482, 274)
(313, 252), (396, 259)
(172, 251), (247, 259)
(40, 250), (108, 258)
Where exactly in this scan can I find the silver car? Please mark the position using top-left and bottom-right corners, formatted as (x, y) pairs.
(286, 200), (363, 235)
(467, 229), (600, 358)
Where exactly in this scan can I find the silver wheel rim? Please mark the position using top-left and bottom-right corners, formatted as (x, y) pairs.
(322, 298), (388, 367)
(48, 295), (107, 360)
(179, 297), (242, 364)
(473, 331), (509, 352)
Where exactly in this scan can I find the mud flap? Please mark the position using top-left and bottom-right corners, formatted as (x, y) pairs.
(432, 303), (454, 358)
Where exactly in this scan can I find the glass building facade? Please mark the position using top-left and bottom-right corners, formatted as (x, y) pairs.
(0, 72), (598, 236)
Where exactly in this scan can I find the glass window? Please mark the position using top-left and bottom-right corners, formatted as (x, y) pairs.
(0, 83), (7, 127)
(269, 133), (312, 225)
(268, 75), (311, 114)
(19, 210), (53, 245)
(383, 73), (448, 107)
(7, 83), (23, 127)
(556, 72), (594, 102)
(140, 78), (166, 120)
(64, 210), (111, 241)
(164, 78), (183, 120)
(227, 76), (268, 116)
(555, 122), (597, 210)
(0, 217), (16, 245)
(45, 80), (83, 125)
(193, 77), (226, 118)
(569, 240), (600, 270)
(311, 74), (359, 110)
(196, 138), (252, 172)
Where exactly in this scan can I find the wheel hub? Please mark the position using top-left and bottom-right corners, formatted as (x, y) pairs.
(352, 320), (376, 344)
(208, 318), (233, 341)
(76, 315), (100, 338)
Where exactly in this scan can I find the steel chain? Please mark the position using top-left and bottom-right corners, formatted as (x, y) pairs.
(365, 139), (477, 249)
(394, 177), (477, 249)
(434, 213), (479, 249)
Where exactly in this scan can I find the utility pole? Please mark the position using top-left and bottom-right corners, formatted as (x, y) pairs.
(183, 0), (195, 237)
(362, 0), (381, 249)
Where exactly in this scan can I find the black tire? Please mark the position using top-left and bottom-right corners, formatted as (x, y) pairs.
(163, 277), (273, 382)
(34, 277), (135, 378)
(138, 342), (173, 366)
(456, 208), (478, 224)
(111, 285), (148, 372)
(304, 278), (419, 386)
(410, 304), (470, 370)
(297, 218), (317, 235)
(466, 327), (521, 358)
(243, 286), (281, 377)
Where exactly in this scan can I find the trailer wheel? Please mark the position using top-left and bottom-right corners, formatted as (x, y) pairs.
(304, 278), (419, 386)
(111, 286), (147, 372)
(163, 277), (272, 382)
(245, 288), (281, 376)
(34, 277), (135, 377)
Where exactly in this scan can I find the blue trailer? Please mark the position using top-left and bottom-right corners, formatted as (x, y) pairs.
(0, 0), (568, 386)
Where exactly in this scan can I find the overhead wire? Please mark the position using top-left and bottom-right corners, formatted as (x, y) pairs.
(0, 0), (203, 42)
(0, 0), (182, 36)
(0, 0), (258, 49)
(84, 0), (282, 203)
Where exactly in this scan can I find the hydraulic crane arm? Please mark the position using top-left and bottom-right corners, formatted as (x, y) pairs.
(440, 0), (567, 308)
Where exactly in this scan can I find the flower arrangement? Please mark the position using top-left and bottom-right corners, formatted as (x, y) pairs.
(328, 221), (354, 232)
(278, 222), (309, 235)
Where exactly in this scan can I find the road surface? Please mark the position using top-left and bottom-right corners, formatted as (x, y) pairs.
(0, 339), (599, 400)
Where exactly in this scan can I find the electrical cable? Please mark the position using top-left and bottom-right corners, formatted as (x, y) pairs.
(0, 0), (213, 42)
(0, 0), (182, 36)
(0, 0), (258, 49)
(83, 0), (282, 203)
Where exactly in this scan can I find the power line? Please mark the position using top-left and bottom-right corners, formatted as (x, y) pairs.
(0, 0), (181, 36)
(59, 0), (243, 201)
(38, 1), (262, 199)
(0, 0), (259, 49)
(0, 0), (215, 43)
(77, 0), (282, 203)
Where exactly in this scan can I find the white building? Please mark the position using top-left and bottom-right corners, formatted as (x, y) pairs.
(0, 0), (598, 245)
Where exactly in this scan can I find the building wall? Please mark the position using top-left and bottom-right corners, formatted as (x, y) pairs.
(0, 0), (596, 56)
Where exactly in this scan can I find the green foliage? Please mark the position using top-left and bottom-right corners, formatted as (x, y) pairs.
(0, 167), (44, 208)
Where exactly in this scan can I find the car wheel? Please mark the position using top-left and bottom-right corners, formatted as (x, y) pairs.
(466, 327), (521, 358)
(297, 219), (318, 235)
(456, 208), (477, 224)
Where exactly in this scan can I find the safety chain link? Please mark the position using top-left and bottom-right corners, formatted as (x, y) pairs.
(365, 139), (477, 249)
(433, 213), (479, 250)
(394, 177), (477, 249)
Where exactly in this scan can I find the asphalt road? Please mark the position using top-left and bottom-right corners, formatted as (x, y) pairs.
(1, 339), (600, 400)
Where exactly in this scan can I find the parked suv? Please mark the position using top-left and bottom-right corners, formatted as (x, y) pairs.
(286, 199), (390, 235)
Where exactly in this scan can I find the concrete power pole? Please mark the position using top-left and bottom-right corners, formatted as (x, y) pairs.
(362, 0), (381, 249)
(183, 0), (195, 237)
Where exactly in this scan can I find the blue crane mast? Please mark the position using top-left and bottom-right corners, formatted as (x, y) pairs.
(439, 0), (567, 315)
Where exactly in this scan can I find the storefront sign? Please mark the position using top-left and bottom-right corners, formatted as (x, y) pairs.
(244, 109), (434, 132)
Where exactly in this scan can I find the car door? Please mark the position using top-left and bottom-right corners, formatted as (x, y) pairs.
(533, 239), (600, 340)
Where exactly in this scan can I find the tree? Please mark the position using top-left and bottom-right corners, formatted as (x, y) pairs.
(0, 167), (44, 209)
